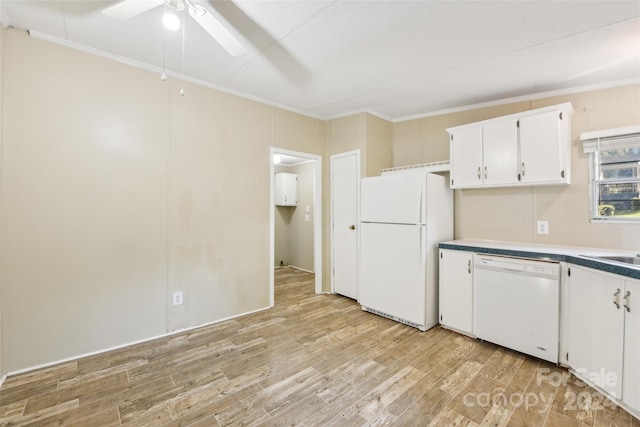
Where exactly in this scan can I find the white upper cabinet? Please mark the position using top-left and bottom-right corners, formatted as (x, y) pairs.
(519, 110), (571, 185)
(449, 126), (483, 188)
(482, 119), (519, 186)
(275, 173), (298, 206)
(447, 103), (573, 189)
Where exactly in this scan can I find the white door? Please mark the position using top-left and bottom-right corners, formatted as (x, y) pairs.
(331, 151), (359, 299)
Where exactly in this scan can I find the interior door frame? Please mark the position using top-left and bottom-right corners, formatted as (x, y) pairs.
(269, 147), (322, 306)
(330, 150), (361, 295)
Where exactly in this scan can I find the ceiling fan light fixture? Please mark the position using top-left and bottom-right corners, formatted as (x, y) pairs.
(162, 11), (180, 31)
(102, 0), (245, 56)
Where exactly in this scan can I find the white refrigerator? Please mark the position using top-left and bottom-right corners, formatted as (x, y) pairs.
(359, 171), (453, 331)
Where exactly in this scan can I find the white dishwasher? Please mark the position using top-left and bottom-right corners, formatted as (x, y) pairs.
(474, 254), (560, 363)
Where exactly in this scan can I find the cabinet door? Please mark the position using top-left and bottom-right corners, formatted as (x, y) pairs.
(275, 173), (297, 206)
(439, 249), (473, 335)
(567, 265), (625, 398)
(623, 279), (640, 413)
(519, 110), (568, 185)
(450, 126), (483, 189)
(482, 119), (518, 186)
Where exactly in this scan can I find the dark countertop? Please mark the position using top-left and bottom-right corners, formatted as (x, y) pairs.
(439, 239), (640, 280)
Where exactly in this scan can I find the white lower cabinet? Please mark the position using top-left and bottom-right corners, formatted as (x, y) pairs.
(567, 264), (640, 415)
(623, 279), (640, 414)
(567, 265), (624, 397)
(439, 243), (640, 419)
(438, 249), (473, 336)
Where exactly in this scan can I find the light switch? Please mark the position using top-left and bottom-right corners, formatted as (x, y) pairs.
(304, 214), (310, 222)
(305, 205), (310, 213)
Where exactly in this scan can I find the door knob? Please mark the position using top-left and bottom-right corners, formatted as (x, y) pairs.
(349, 225), (356, 230)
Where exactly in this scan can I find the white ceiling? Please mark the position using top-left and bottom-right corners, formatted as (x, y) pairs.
(2, 0), (639, 121)
(275, 153), (311, 166)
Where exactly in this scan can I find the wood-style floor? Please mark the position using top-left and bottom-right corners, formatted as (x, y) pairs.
(1, 268), (638, 427)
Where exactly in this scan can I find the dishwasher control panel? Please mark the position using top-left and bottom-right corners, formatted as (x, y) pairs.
(476, 254), (560, 278)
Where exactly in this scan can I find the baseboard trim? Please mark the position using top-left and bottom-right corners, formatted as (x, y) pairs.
(3, 304), (272, 380)
(288, 265), (315, 274)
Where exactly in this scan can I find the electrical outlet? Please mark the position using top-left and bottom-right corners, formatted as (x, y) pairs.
(537, 220), (549, 235)
(172, 291), (183, 306)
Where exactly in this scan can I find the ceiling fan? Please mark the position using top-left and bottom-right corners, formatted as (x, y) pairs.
(102, 0), (246, 56)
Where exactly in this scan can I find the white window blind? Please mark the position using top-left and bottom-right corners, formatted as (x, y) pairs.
(581, 125), (640, 153)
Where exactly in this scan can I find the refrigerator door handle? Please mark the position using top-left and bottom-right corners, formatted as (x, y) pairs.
(417, 186), (423, 224)
(419, 179), (426, 224)
(419, 227), (426, 271)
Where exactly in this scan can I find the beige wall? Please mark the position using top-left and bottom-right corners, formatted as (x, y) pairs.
(288, 162), (315, 271)
(323, 113), (368, 166)
(392, 85), (640, 251)
(366, 114), (393, 177)
(0, 29), (322, 372)
(322, 112), (393, 176)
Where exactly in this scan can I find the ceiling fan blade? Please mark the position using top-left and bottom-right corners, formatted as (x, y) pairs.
(189, 5), (246, 56)
(102, 0), (164, 20)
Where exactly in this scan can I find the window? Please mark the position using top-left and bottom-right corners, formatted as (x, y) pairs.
(582, 126), (640, 221)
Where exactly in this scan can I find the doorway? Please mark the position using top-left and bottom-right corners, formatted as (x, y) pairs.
(269, 147), (322, 306)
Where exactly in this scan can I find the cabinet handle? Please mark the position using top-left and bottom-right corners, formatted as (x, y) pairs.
(484, 166), (487, 179)
(613, 288), (621, 309)
(477, 166), (481, 180)
(623, 290), (631, 312)
(521, 162), (526, 177)
(467, 260), (471, 274)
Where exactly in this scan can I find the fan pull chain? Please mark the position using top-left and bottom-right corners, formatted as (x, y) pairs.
(161, 3), (168, 81)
